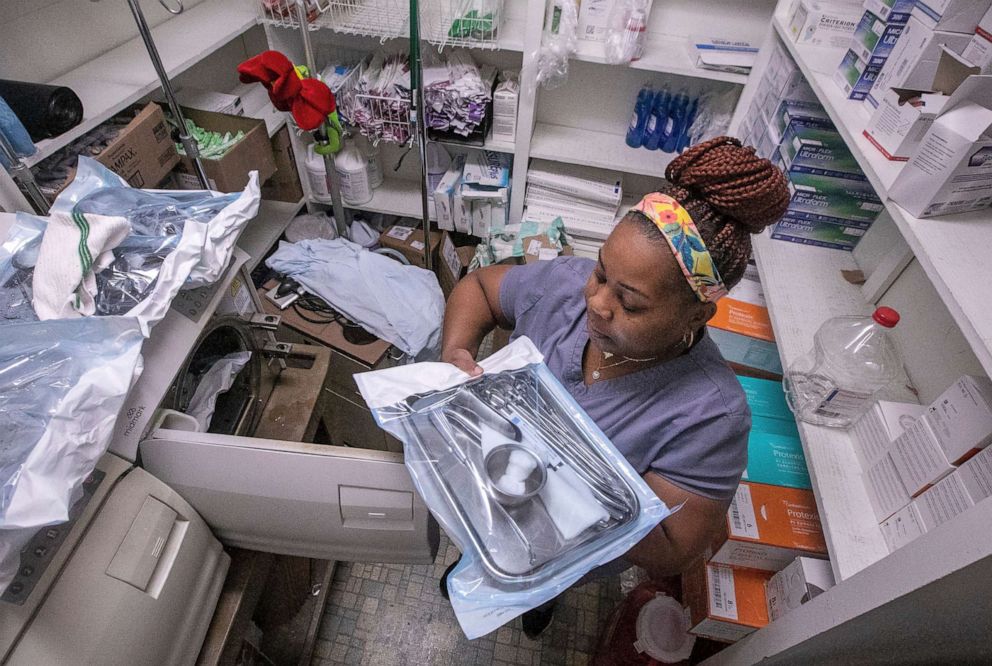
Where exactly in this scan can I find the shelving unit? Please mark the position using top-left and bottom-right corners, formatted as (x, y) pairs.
(236, 197), (307, 272)
(769, 10), (992, 381)
(530, 123), (677, 179)
(346, 177), (423, 218)
(24, 0), (257, 167)
(573, 34), (749, 85)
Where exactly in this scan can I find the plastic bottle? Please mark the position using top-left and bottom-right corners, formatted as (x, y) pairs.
(426, 142), (452, 194)
(305, 143), (333, 202)
(662, 90), (689, 153)
(592, 582), (695, 665)
(334, 137), (373, 205)
(626, 86), (655, 148)
(643, 87), (669, 151)
(785, 307), (903, 428)
(676, 96), (699, 153)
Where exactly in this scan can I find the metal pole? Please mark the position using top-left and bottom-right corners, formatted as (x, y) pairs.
(409, 0), (433, 271)
(296, 1), (349, 239)
(125, 0), (210, 189)
(0, 132), (49, 214)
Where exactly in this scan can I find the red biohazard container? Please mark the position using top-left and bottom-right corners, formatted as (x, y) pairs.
(593, 582), (696, 665)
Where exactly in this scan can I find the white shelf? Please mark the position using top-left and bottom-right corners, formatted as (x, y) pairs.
(573, 34), (749, 85)
(751, 232), (890, 583)
(26, 0), (257, 167)
(530, 123), (677, 178)
(237, 198), (307, 272)
(771, 12), (992, 382)
(343, 177), (424, 218)
(434, 128), (516, 154)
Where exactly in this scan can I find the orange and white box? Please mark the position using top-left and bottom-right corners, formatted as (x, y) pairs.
(890, 418), (954, 497)
(922, 375), (992, 466)
(710, 481), (828, 572)
(708, 265), (775, 342)
(683, 560), (772, 644)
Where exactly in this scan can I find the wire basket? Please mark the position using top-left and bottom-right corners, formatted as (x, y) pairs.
(421, 0), (503, 50)
(254, 0), (407, 41)
(335, 62), (413, 146)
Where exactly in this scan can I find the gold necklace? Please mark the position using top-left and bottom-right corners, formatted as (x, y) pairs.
(591, 351), (657, 381)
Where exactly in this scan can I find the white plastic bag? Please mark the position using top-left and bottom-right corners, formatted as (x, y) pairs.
(605, 0), (652, 65)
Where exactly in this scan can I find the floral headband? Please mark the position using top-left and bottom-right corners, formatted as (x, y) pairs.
(632, 192), (728, 303)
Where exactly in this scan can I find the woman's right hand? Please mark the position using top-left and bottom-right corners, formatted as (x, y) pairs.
(442, 348), (484, 377)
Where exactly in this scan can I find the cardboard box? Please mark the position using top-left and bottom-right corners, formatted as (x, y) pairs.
(174, 107), (276, 192)
(260, 125), (304, 203)
(867, 15), (974, 106)
(743, 417), (811, 490)
(864, 48), (980, 161)
(708, 327), (783, 381)
(710, 481), (828, 572)
(769, 100), (834, 145)
(785, 172), (883, 224)
(172, 87), (243, 115)
(780, 123), (870, 181)
(378, 225), (443, 270)
(438, 233), (475, 298)
(684, 561), (772, 644)
(962, 6), (992, 73)
(890, 418), (954, 496)
(957, 443), (992, 499)
(787, 0), (863, 48)
(852, 400), (927, 469)
(737, 375), (790, 422)
(835, 49), (885, 100)
(914, 472), (976, 530)
(771, 214), (870, 252)
(434, 154), (465, 232)
(864, 452), (913, 520)
(710, 265), (774, 342)
(911, 0), (992, 33)
(765, 556), (835, 621)
(854, 11), (906, 66)
(921, 375), (992, 465)
(880, 502), (928, 550)
(521, 234), (570, 264)
(864, 0), (917, 24)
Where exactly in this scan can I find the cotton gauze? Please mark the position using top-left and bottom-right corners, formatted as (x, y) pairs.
(497, 474), (527, 496)
(508, 449), (538, 474)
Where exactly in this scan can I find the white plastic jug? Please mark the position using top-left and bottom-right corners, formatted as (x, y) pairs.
(335, 138), (373, 206)
(305, 143), (332, 202)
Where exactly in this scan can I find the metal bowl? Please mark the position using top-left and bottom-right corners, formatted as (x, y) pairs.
(484, 444), (546, 507)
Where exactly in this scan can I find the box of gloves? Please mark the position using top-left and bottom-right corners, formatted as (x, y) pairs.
(173, 106), (276, 192)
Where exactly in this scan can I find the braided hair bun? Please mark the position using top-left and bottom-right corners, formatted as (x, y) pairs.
(665, 136), (789, 234)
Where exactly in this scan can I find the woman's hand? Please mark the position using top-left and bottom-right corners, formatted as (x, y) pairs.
(442, 348), (484, 376)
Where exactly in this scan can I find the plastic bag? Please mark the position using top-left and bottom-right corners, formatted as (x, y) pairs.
(356, 337), (670, 638)
(535, 0), (579, 89)
(184, 351), (252, 432)
(0, 212), (44, 324)
(605, 0), (652, 65)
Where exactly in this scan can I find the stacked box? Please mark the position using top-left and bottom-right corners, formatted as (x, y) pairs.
(835, 1), (917, 101)
(835, 47), (885, 100)
(784, 171), (883, 224)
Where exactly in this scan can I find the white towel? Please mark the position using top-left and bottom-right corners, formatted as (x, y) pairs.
(540, 464), (611, 541)
(32, 211), (130, 320)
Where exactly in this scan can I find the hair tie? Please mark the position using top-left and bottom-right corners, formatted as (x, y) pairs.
(632, 193), (728, 303)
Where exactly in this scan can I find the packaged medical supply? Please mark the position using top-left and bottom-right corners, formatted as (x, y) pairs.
(890, 418), (954, 496)
(835, 49), (885, 100)
(355, 337), (670, 638)
(863, 48), (979, 160)
(427, 143), (452, 197)
(538, 0), (579, 88)
(379, 225), (443, 270)
(707, 327), (784, 381)
(921, 375), (992, 465)
(910, 0), (992, 33)
(173, 107), (275, 193)
(683, 561), (772, 644)
(864, 0), (917, 24)
(853, 11), (906, 66)
(687, 36), (758, 74)
(787, 0), (864, 48)
(492, 74), (519, 142)
(865, 451), (913, 520)
(771, 214), (869, 251)
(577, 0), (614, 42)
(962, 6), (992, 73)
(889, 83), (992, 217)
(880, 501), (927, 550)
(765, 556), (835, 621)
(527, 160), (623, 207)
(780, 123), (870, 181)
(437, 233), (475, 297)
(462, 150), (511, 188)
(867, 15), (974, 107)
(434, 154), (466, 232)
(743, 417), (811, 490)
(852, 401), (927, 470)
(605, 0), (652, 65)
(913, 470), (984, 531)
(769, 100), (834, 145)
(784, 172), (882, 225)
(709, 264), (774, 342)
(738, 376), (792, 422)
(785, 308), (902, 428)
(710, 481), (827, 572)
(172, 87), (243, 115)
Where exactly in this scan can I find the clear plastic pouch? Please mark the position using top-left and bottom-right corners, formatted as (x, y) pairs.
(356, 337), (670, 638)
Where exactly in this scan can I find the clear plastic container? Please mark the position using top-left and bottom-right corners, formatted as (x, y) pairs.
(592, 582), (695, 665)
(785, 307), (902, 428)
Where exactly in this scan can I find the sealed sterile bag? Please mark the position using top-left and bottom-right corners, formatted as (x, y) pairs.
(1, 157), (260, 334)
(356, 337), (670, 638)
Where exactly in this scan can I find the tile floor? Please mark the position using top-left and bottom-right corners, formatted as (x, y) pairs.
(311, 533), (623, 666)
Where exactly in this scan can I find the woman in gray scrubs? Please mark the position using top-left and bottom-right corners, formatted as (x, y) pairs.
(440, 137), (790, 638)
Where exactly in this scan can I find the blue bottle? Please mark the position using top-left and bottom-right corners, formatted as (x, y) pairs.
(663, 91), (689, 153)
(643, 87), (669, 151)
(625, 86), (654, 148)
(677, 96), (699, 152)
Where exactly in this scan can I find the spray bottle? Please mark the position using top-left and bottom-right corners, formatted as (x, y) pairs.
(642, 86), (669, 151)
(677, 95), (699, 153)
(626, 86), (654, 148)
(662, 89), (689, 153)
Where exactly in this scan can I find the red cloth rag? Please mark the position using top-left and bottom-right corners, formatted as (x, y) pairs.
(237, 51), (336, 131)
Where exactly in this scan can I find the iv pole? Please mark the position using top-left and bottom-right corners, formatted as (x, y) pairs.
(126, 0), (211, 189)
(409, 0), (434, 271)
(0, 132), (49, 214)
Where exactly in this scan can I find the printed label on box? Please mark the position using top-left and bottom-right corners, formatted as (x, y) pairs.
(729, 485), (760, 539)
(526, 239), (543, 256)
(708, 565), (739, 620)
(410, 240), (426, 251)
(538, 248), (559, 261)
(442, 235), (461, 279)
(387, 226), (415, 241)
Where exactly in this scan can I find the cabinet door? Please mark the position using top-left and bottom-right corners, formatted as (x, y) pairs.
(139, 430), (438, 564)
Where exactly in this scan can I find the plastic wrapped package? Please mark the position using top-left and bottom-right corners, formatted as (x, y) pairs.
(605, 0), (652, 65)
(356, 337), (670, 638)
(0, 213), (44, 324)
(536, 0), (579, 89)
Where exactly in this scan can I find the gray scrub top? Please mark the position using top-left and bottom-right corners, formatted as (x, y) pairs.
(499, 256), (749, 501)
